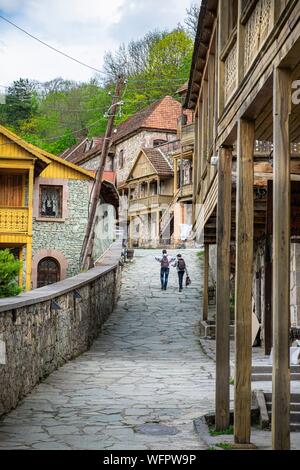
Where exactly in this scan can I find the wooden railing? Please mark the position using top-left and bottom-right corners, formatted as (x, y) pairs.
(128, 195), (173, 213)
(243, 0), (273, 73)
(179, 183), (193, 198)
(224, 40), (237, 104)
(181, 123), (195, 147)
(0, 207), (29, 233)
(202, 174), (218, 226)
(160, 189), (180, 235)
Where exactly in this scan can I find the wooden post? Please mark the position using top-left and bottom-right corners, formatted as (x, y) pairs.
(264, 181), (273, 355)
(174, 157), (178, 194)
(25, 166), (34, 292)
(25, 241), (32, 292)
(156, 210), (160, 246)
(272, 67), (291, 451)
(217, 0), (229, 117)
(203, 243), (209, 322)
(129, 216), (133, 248)
(215, 146), (232, 431)
(81, 76), (124, 269)
(234, 118), (255, 444)
(236, 0), (245, 85)
(18, 247), (23, 289)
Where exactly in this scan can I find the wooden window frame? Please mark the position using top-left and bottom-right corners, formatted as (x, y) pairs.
(119, 150), (124, 169)
(39, 185), (63, 220)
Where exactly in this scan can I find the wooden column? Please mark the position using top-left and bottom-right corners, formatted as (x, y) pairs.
(234, 118), (255, 444)
(156, 210), (160, 245)
(217, 0), (229, 117)
(174, 158), (178, 194)
(215, 146), (232, 430)
(272, 67), (291, 451)
(25, 166), (34, 292)
(264, 181), (273, 355)
(18, 247), (23, 289)
(203, 243), (209, 322)
(236, 0), (245, 85)
(129, 216), (133, 248)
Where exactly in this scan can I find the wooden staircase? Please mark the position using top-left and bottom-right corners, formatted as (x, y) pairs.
(252, 365), (300, 431)
(159, 189), (180, 242)
(253, 390), (300, 432)
(252, 364), (300, 382)
(265, 393), (300, 432)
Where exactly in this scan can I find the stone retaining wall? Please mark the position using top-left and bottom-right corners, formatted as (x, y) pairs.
(0, 240), (122, 417)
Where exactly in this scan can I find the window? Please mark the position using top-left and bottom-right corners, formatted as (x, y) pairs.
(37, 257), (60, 287)
(153, 139), (167, 147)
(119, 150), (124, 169)
(39, 186), (62, 218)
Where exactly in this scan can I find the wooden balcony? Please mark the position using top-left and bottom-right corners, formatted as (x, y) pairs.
(181, 123), (195, 147)
(128, 195), (173, 213)
(243, 0), (273, 74)
(224, 39), (237, 104)
(179, 183), (193, 199)
(0, 207), (29, 233)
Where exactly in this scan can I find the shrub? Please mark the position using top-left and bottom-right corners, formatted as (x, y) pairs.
(0, 249), (22, 298)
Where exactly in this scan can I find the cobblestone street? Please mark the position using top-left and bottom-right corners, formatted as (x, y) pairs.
(0, 249), (215, 450)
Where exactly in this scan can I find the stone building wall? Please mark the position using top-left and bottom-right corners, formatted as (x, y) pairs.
(0, 240), (122, 417)
(115, 130), (176, 186)
(32, 180), (90, 278)
(81, 156), (114, 172)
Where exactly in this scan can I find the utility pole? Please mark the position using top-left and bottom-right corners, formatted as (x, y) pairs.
(81, 75), (124, 270)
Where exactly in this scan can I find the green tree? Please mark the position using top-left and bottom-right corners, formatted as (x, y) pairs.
(4, 78), (38, 129)
(0, 249), (21, 298)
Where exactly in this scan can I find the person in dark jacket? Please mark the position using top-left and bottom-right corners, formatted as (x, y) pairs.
(155, 249), (175, 290)
(172, 254), (187, 292)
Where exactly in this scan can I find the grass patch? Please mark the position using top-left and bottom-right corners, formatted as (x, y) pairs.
(216, 442), (233, 450)
(229, 377), (234, 385)
(197, 251), (204, 258)
(209, 425), (234, 436)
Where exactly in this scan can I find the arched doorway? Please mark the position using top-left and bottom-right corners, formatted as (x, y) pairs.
(37, 257), (60, 288)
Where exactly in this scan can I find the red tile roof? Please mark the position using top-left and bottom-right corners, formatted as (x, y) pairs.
(60, 137), (105, 165)
(143, 148), (173, 177)
(112, 96), (182, 144)
(60, 138), (89, 162)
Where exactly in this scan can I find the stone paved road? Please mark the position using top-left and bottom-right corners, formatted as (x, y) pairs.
(0, 249), (215, 450)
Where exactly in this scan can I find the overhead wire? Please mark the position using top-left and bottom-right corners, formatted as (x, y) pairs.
(0, 14), (106, 76)
(0, 119), (102, 147)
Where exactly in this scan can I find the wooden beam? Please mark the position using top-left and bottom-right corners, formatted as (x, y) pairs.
(234, 118), (255, 444)
(264, 180), (273, 355)
(236, 0), (245, 85)
(272, 67), (291, 451)
(25, 166), (34, 292)
(215, 146), (232, 431)
(203, 243), (209, 322)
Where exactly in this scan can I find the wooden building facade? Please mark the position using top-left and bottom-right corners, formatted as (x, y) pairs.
(185, 0), (300, 449)
(0, 125), (93, 292)
(125, 148), (174, 247)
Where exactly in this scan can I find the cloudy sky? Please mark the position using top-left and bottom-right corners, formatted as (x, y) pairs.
(0, 0), (196, 88)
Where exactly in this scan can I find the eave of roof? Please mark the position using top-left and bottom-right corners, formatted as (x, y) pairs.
(184, 0), (217, 110)
(0, 124), (51, 165)
(125, 148), (173, 183)
(38, 148), (94, 179)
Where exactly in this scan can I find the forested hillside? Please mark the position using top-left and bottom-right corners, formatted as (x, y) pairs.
(0, 6), (198, 155)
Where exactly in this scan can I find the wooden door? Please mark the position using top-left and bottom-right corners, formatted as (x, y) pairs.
(37, 257), (60, 287)
(0, 175), (23, 207)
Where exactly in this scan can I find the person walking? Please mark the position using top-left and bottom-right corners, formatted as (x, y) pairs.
(155, 249), (175, 290)
(173, 254), (187, 292)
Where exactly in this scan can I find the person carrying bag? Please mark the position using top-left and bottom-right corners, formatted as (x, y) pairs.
(173, 254), (191, 292)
